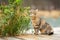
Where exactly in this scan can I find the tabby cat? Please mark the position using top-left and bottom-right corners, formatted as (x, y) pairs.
(30, 9), (54, 35)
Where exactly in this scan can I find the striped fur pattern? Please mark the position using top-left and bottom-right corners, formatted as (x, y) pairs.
(39, 19), (54, 35)
(30, 10), (54, 35)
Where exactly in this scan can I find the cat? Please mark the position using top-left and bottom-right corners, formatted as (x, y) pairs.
(30, 9), (54, 35)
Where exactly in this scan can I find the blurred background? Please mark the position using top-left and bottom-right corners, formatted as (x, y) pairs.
(1, 0), (60, 10)
(23, 0), (60, 27)
(0, 0), (60, 27)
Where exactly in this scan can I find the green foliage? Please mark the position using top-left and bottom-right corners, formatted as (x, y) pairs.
(0, 0), (30, 36)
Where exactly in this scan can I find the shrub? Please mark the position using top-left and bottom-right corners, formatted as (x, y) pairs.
(0, 0), (30, 36)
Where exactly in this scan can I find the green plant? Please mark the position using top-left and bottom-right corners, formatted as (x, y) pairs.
(0, 0), (30, 36)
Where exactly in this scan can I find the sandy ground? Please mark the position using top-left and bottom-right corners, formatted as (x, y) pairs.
(0, 27), (60, 40)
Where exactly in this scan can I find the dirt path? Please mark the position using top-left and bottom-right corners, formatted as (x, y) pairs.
(0, 27), (60, 40)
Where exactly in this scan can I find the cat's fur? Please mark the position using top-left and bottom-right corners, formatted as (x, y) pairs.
(30, 9), (54, 35)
